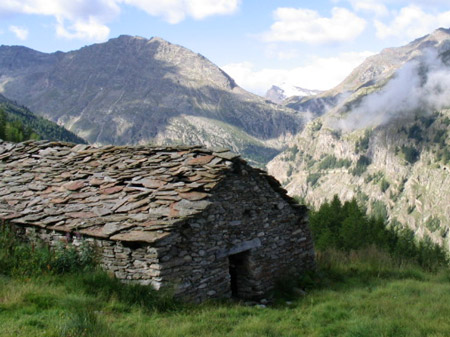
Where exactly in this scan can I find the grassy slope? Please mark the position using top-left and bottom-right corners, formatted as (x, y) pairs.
(1, 249), (450, 337)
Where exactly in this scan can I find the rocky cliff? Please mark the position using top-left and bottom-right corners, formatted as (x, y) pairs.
(268, 28), (450, 249)
(0, 35), (302, 166)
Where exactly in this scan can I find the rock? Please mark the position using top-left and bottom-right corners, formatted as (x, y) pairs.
(179, 191), (209, 201)
(293, 287), (307, 296)
(63, 181), (85, 191)
(140, 179), (167, 189)
(100, 186), (123, 195)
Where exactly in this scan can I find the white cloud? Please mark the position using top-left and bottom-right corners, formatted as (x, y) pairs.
(262, 7), (366, 44)
(55, 17), (110, 41)
(9, 25), (28, 40)
(221, 51), (374, 95)
(120, 0), (240, 24)
(375, 5), (450, 40)
(0, 0), (118, 41)
(408, 0), (450, 6)
(187, 0), (240, 20)
(0, 0), (241, 40)
(349, 0), (389, 17)
(265, 44), (300, 60)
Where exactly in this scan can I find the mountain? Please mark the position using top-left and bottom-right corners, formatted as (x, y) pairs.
(267, 28), (450, 250)
(0, 93), (86, 143)
(0, 35), (302, 166)
(284, 28), (450, 119)
(265, 84), (322, 104)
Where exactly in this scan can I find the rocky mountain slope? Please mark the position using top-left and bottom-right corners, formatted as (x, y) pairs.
(285, 28), (450, 119)
(268, 28), (450, 250)
(265, 84), (322, 104)
(0, 35), (302, 166)
(0, 93), (86, 144)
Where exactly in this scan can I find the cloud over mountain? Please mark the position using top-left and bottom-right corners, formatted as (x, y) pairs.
(222, 51), (374, 95)
(339, 49), (450, 130)
(375, 5), (450, 40)
(262, 7), (366, 44)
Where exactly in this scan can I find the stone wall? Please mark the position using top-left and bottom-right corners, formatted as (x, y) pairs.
(9, 223), (167, 290)
(157, 163), (315, 302)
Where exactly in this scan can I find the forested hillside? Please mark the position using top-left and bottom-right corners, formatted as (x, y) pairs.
(0, 95), (86, 144)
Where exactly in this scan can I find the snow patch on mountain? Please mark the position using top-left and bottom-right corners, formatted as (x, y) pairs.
(265, 83), (322, 104)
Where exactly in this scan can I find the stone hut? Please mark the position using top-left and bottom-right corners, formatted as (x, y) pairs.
(0, 140), (315, 301)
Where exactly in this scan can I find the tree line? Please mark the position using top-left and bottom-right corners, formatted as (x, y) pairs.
(309, 195), (448, 271)
(0, 109), (40, 142)
(0, 103), (86, 144)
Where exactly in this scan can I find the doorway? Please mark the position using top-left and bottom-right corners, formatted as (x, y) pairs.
(228, 250), (253, 298)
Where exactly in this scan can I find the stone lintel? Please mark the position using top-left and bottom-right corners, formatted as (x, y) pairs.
(216, 238), (261, 259)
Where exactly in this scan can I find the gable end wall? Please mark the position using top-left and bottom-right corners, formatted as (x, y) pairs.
(157, 166), (315, 301)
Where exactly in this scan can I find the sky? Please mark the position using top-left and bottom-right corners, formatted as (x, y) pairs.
(1, 0), (450, 95)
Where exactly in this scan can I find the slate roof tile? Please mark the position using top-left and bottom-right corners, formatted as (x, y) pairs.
(0, 140), (244, 244)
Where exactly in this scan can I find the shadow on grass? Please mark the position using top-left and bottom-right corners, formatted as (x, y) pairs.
(54, 270), (180, 313)
(273, 246), (449, 303)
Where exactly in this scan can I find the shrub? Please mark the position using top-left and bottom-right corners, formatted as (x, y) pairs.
(350, 155), (371, 176)
(317, 155), (352, 170)
(286, 165), (293, 177)
(407, 124), (423, 142)
(433, 129), (447, 145)
(401, 145), (420, 164)
(330, 129), (341, 139)
(284, 145), (299, 161)
(0, 223), (96, 277)
(407, 205), (415, 214)
(425, 217), (441, 233)
(307, 173), (321, 187)
(311, 121), (322, 131)
(380, 178), (390, 193)
(419, 114), (436, 128)
(355, 130), (371, 153)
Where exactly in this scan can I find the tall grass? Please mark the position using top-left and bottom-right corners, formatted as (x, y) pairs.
(0, 223), (95, 277)
(1, 211), (450, 336)
(1, 248), (449, 337)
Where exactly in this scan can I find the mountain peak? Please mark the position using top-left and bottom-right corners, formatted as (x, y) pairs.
(265, 84), (322, 104)
(114, 35), (172, 46)
(435, 27), (450, 34)
(0, 36), (302, 166)
(428, 27), (450, 43)
(149, 36), (170, 43)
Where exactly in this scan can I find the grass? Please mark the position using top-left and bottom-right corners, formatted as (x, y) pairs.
(1, 247), (450, 337)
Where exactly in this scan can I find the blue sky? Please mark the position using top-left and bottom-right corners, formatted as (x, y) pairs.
(1, 0), (450, 94)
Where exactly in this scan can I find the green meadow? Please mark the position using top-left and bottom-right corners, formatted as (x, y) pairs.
(1, 196), (449, 337)
(1, 247), (450, 337)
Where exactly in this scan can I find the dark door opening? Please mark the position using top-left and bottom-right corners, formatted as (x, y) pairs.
(228, 250), (252, 298)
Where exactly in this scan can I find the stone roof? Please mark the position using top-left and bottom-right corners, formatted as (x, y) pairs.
(0, 139), (292, 244)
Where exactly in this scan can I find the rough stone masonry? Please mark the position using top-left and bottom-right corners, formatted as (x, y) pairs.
(0, 139), (315, 302)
